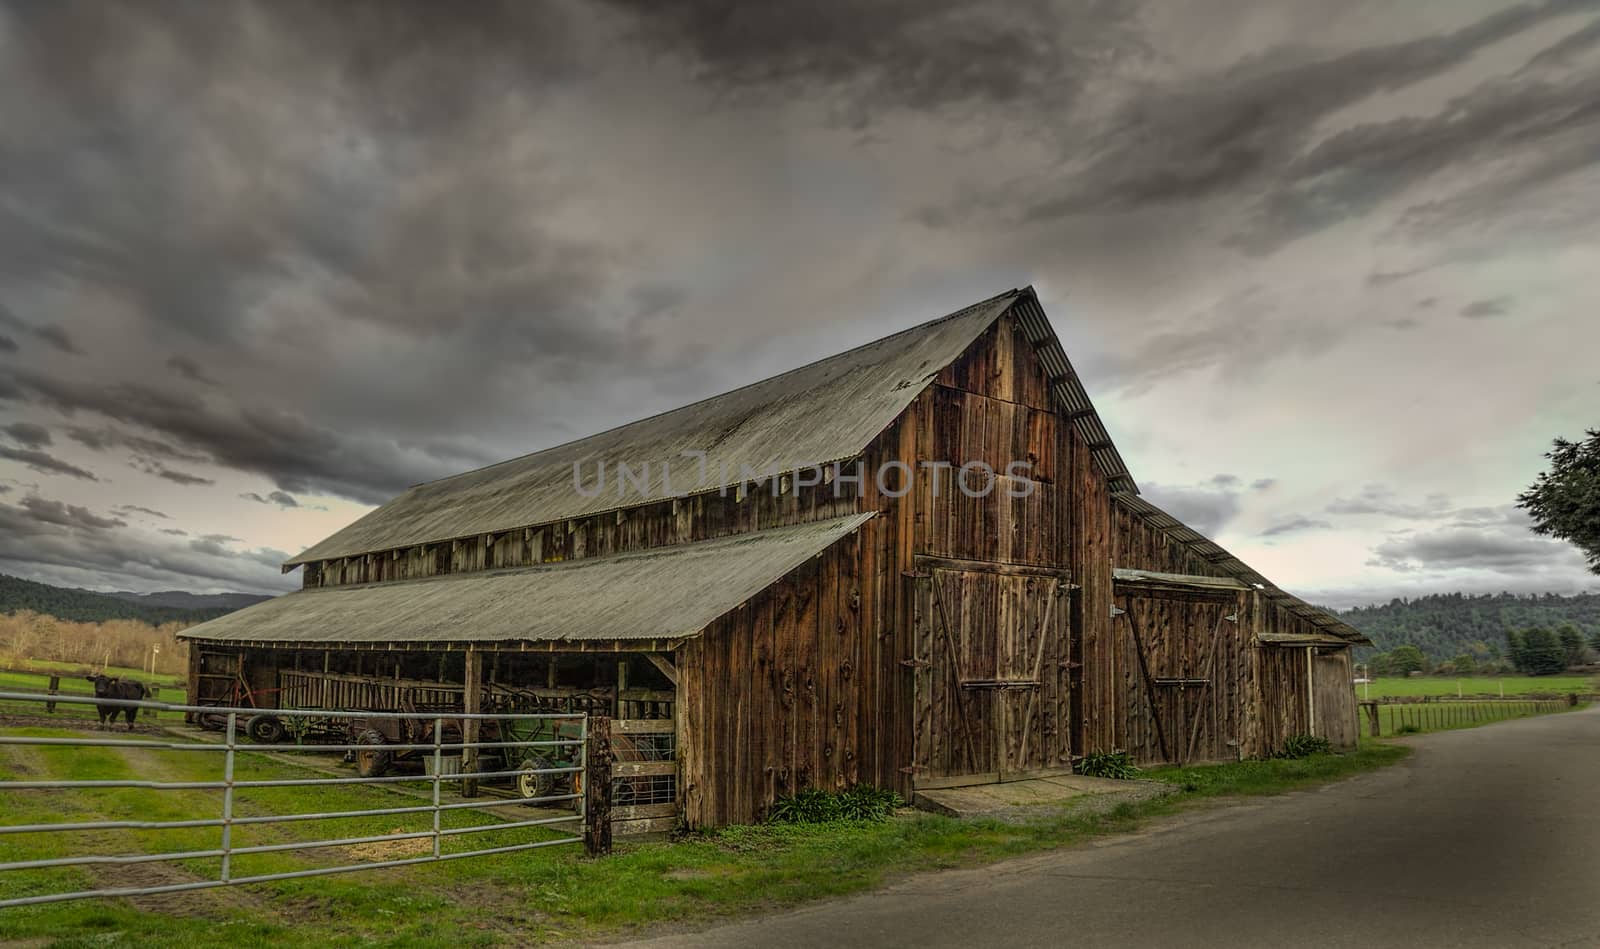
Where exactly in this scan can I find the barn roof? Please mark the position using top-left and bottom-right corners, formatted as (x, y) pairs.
(1111, 493), (1371, 646)
(286, 287), (1135, 566)
(183, 513), (874, 647)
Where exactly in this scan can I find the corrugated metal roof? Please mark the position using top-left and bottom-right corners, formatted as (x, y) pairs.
(1111, 493), (1372, 645)
(1113, 568), (1249, 592)
(286, 287), (1136, 566)
(185, 513), (874, 646)
(1009, 294), (1139, 494)
(287, 293), (1018, 565)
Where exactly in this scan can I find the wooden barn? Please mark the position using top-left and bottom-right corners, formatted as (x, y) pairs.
(179, 287), (1368, 829)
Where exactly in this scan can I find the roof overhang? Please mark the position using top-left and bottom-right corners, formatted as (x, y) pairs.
(1111, 493), (1372, 646)
(184, 513), (874, 648)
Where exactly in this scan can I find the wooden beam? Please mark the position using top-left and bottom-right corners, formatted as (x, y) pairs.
(461, 646), (483, 797)
(644, 653), (678, 686)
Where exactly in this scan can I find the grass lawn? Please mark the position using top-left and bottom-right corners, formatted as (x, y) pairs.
(1356, 674), (1597, 699)
(0, 726), (1408, 948)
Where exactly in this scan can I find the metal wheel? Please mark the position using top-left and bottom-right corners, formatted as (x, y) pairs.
(354, 729), (390, 778)
(516, 755), (555, 801)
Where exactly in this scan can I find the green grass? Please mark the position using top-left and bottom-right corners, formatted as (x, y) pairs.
(1356, 674), (1596, 699)
(0, 726), (1410, 947)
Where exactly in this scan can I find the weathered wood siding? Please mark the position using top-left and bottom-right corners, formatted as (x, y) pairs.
(1113, 587), (1246, 764)
(676, 534), (867, 828)
(304, 482), (860, 589)
(1252, 642), (1311, 755)
(1313, 649), (1359, 750)
(911, 567), (1072, 777)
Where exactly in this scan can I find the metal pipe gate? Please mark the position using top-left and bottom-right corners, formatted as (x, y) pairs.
(0, 689), (589, 908)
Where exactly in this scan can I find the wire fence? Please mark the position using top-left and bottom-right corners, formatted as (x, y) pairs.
(1358, 695), (1586, 738)
(0, 689), (588, 908)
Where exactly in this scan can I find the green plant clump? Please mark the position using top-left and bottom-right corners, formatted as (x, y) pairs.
(1076, 750), (1141, 779)
(1275, 734), (1333, 758)
(766, 784), (905, 824)
(1394, 723), (1422, 735)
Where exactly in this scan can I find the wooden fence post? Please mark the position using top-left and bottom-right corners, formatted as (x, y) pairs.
(45, 675), (60, 714)
(585, 715), (613, 857)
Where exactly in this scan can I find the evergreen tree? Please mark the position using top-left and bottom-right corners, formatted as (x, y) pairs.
(1506, 629), (1528, 673)
(1557, 624), (1585, 666)
(1521, 627), (1568, 676)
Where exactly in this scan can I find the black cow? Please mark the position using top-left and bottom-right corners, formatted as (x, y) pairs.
(84, 674), (150, 729)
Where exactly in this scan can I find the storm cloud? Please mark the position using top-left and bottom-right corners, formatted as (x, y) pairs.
(0, 0), (1594, 601)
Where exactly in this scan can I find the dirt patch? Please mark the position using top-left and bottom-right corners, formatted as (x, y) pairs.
(342, 828), (435, 862)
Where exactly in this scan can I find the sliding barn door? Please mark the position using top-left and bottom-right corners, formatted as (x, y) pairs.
(911, 562), (1072, 784)
(1117, 589), (1242, 765)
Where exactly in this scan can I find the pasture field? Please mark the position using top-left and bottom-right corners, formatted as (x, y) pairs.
(0, 668), (187, 724)
(1356, 674), (1596, 699)
(0, 723), (1407, 947)
(1366, 698), (1585, 737)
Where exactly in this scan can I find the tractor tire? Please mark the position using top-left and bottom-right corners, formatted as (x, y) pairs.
(516, 755), (556, 802)
(246, 714), (287, 744)
(355, 729), (391, 778)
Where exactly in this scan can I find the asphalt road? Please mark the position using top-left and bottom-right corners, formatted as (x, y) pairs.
(618, 706), (1600, 949)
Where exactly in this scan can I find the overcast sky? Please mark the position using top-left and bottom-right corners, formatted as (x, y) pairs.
(1, 0), (1595, 608)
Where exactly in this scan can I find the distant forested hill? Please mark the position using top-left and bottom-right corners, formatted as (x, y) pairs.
(0, 575), (270, 625)
(1340, 591), (1600, 661)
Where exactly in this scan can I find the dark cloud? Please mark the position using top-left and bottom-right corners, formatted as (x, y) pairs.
(1369, 526), (1581, 574)
(113, 504), (170, 520)
(16, 496), (125, 530)
(1460, 297), (1513, 319)
(604, 0), (1141, 121)
(241, 490), (300, 508)
(159, 527), (188, 536)
(1326, 485), (1453, 520)
(16, 373), (466, 503)
(1261, 516), (1334, 537)
(0, 445), (98, 481)
(64, 425), (209, 463)
(1, 421), (52, 449)
(0, 303), (82, 354)
(1142, 475), (1275, 536)
(155, 467), (214, 487)
(165, 355), (218, 387)
(0, 500), (291, 594)
(954, 1), (1596, 255)
(1365, 268), (1428, 287)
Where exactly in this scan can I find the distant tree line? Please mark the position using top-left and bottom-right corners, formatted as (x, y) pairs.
(1344, 591), (1600, 675)
(0, 574), (238, 625)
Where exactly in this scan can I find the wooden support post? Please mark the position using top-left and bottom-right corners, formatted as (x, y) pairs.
(615, 660), (628, 717)
(462, 646), (483, 798)
(585, 715), (613, 856)
(45, 675), (60, 714)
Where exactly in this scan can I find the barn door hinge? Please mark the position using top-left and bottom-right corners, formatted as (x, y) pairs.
(902, 570), (931, 579)
(1110, 605), (1127, 617)
(1058, 660), (1082, 670)
(899, 764), (926, 775)
(900, 658), (932, 669)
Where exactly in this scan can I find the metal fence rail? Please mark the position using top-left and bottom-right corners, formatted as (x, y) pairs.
(0, 689), (588, 908)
